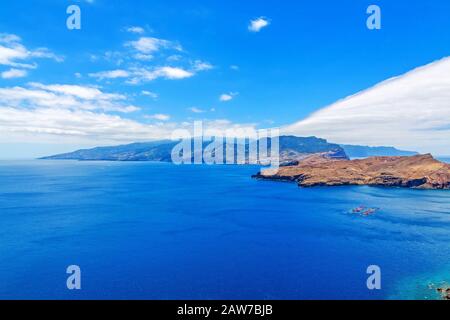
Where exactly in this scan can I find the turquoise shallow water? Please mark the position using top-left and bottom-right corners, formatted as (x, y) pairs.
(0, 160), (449, 300)
(389, 265), (450, 300)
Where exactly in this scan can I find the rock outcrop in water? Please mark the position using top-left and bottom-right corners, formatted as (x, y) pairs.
(254, 154), (450, 190)
(437, 286), (450, 300)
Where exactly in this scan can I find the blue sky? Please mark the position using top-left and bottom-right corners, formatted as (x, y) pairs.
(0, 0), (450, 158)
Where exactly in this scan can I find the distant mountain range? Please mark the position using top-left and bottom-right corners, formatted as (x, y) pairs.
(42, 140), (177, 162)
(41, 136), (417, 163)
(340, 144), (417, 158)
(41, 136), (346, 163)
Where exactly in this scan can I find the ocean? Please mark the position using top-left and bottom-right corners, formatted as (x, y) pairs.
(0, 160), (449, 300)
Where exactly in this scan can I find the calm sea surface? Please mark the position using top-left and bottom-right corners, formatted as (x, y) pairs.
(0, 160), (449, 299)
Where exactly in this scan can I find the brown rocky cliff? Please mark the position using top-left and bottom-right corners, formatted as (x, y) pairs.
(254, 154), (450, 189)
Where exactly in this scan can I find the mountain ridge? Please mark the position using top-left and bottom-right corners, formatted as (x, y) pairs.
(41, 136), (419, 163)
(41, 136), (347, 163)
(340, 144), (417, 158)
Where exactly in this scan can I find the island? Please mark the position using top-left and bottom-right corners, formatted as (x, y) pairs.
(253, 153), (450, 190)
(40, 136), (349, 163)
(41, 135), (415, 164)
(41, 135), (450, 189)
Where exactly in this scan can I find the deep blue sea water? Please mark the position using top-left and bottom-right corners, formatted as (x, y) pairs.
(0, 160), (449, 300)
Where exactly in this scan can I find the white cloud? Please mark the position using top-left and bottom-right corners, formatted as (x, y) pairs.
(1, 68), (27, 79)
(146, 113), (171, 121)
(128, 66), (194, 84)
(230, 65), (239, 71)
(126, 26), (145, 34)
(141, 91), (158, 99)
(89, 66), (195, 84)
(219, 92), (238, 102)
(30, 47), (64, 62)
(0, 83), (139, 113)
(0, 34), (20, 43)
(167, 54), (182, 62)
(0, 107), (170, 144)
(89, 69), (130, 80)
(0, 80), (166, 144)
(126, 37), (182, 54)
(0, 107), (256, 148)
(0, 33), (62, 69)
(28, 83), (125, 100)
(199, 119), (258, 138)
(189, 107), (205, 113)
(103, 51), (125, 66)
(220, 94), (232, 102)
(0, 75), (256, 150)
(248, 17), (270, 32)
(156, 66), (193, 79)
(89, 34), (211, 85)
(192, 60), (213, 71)
(284, 57), (450, 156)
(133, 53), (153, 61)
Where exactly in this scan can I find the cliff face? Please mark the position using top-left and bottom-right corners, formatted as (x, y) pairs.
(278, 136), (348, 166)
(254, 154), (450, 190)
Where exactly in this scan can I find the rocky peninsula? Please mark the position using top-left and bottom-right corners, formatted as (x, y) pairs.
(254, 154), (450, 190)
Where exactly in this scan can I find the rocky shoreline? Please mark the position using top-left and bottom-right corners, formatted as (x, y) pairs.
(253, 154), (450, 190)
(437, 286), (450, 300)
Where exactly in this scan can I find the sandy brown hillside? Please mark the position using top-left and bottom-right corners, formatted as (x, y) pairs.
(255, 154), (450, 189)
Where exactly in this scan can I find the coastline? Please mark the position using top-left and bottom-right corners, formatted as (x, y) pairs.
(389, 265), (450, 300)
(254, 154), (450, 190)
